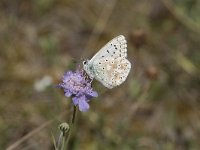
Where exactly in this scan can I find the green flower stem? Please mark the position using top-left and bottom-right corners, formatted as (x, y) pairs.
(65, 106), (77, 149)
(61, 133), (65, 150)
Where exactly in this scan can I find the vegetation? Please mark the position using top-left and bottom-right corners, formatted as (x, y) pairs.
(0, 0), (199, 149)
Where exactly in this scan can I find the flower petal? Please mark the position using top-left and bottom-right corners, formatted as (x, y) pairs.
(64, 71), (72, 76)
(78, 96), (90, 112)
(85, 90), (98, 98)
(58, 69), (98, 112)
(64, 90), (72, 97)
(89, 91), (98, 97)
(72, 97), (79, 105)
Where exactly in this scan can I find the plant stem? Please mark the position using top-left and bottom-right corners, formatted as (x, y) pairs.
(61, 133), (65, 150)
(57, 132), (63, 150)
(65, 106), (77, 149)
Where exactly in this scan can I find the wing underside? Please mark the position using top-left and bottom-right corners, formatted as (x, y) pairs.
(93, 57), (131, 89)
(90, 35), (127, 63)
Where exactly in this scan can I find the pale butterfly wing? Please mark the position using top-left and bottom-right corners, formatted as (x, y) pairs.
(90, 35), (127, 63)
(92, 56), (131, 89)
(84, 35), (131, 89)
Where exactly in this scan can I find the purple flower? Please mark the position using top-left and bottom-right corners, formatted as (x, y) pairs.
(58, 69), (98, 112)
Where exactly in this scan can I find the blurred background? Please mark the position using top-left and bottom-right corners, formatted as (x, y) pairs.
(1, 0), (200, 149)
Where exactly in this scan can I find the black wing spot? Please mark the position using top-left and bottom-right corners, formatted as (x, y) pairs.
(106, 60), (108, 62)
(107, 50), (109, 53)
(102, 56), (104, 58)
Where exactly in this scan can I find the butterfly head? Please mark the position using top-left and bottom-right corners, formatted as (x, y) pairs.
(82, 59), (89, 72)
(83, 59), (89, 65)
(82, 59), (95, 79)
(82, 59), (89, 70)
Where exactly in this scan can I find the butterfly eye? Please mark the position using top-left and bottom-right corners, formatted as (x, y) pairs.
(83, 61), (87, 65)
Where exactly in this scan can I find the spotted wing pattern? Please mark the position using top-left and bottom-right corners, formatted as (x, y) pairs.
(90, 35), (127, 63)
(84, 35), (131, 89)
(92, 56), (131, 89)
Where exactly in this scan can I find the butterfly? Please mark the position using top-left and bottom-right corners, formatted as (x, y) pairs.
(83, 35), (131, 89)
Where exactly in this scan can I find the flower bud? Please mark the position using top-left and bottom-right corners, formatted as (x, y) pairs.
(58, 122), (70, 134)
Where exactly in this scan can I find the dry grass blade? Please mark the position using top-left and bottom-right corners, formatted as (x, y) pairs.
(162, 0), (200, 35)
(6, 112), (67, 150)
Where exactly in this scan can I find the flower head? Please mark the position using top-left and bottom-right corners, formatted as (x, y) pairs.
(58, 69), (98, 112)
